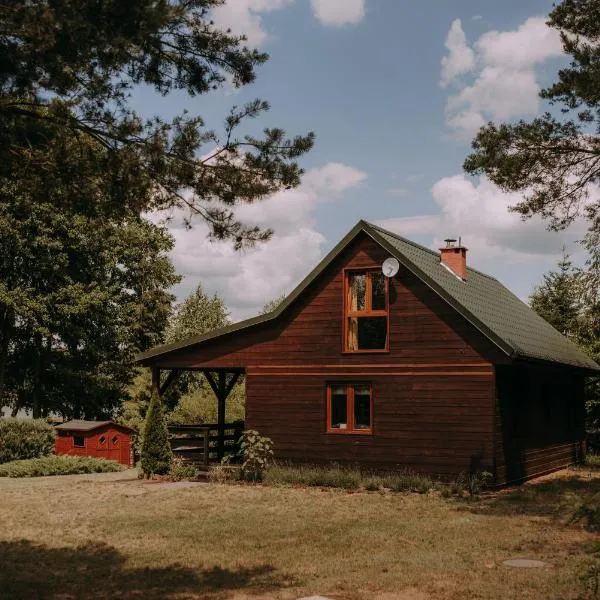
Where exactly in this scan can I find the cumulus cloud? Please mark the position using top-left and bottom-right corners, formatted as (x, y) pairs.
(440, 19), (475, 88)
(441, 16), (563, 138)
(310, 0), (365, 27)
(211, 0), (293, 47)
(159, 162), (367, 320)
(377, 175), (587, 267)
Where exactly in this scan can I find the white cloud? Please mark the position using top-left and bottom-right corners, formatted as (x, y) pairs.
(441, 16), (563, 137)
(440, 19), (475, 88)
(302, 162), (367, 193)
(211, 0), (293, 47)
(160, 162), (367, 320)
(377, 174), (587, 267)
(310, 0), (365, 27)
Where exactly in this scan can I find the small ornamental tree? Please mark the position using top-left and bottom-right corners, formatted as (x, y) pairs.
(140, 392), (172, 477)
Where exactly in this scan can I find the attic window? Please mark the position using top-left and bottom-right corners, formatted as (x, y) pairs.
(344, 270), (389, 352)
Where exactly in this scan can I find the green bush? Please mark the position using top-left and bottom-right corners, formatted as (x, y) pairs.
(455, 470), (493, 497)
(0, 455), (125, 477)
(0, 418), (55, 463)
(585, 454), (600, 470)
(386, 472), (433, 494)
(168, 456), (197, 481)
(208, 464), (241, 483)
(239, 430), (274, 482)
(140, 392), (173, 477)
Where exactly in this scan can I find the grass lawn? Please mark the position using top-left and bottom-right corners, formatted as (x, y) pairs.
(0, 468), (599, 599)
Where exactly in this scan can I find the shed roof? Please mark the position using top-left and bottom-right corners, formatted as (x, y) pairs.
(55, 420), (134, 433)
(136, 220), (600, 373)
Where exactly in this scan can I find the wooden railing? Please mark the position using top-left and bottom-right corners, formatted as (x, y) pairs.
(168, 421), (244, 468)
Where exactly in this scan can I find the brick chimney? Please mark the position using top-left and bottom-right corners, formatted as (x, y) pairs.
(439, 237), (468, 280)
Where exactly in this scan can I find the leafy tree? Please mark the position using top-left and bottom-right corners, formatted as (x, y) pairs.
(140, 392), (173, 477)
(260, 293), (287, 315)
(124, 284), (243, 428)
(0, 0), (314, 246)
(463, 0), (600, 236)
(0, 152), (179, 418)
(530, 250), (580, 336)
(165, 285), (231, 343)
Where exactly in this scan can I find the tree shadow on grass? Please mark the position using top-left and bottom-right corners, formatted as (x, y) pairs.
(0, 539), (298, 600)
(458, 473), (600, 524)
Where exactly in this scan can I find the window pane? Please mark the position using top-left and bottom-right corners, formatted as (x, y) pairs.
(348, 273), (366, 312)
(357, 317), (387, 349)
(354, 386), (371, 429)
(347, 317), (359, 351)
(371, 273), (386, 310)
(73, 436), (85, 448)
(331, 386), (347, 429)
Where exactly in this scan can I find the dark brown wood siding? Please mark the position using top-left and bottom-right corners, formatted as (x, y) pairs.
(494, 365), (585, 484)
(153, 233), (501, 477)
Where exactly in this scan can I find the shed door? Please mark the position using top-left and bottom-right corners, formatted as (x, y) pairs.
(107, 433), (121, 463)
(96, 433), (110, 459)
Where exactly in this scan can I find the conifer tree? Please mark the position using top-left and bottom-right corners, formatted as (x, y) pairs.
(140, 392), (173, 477)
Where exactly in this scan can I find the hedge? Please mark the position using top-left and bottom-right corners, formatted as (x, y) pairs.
(0, 418), (55, 463)
(0, 455), (126, 477)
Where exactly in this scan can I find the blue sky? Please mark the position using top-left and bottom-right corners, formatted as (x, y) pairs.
(138, 0), (587, 320)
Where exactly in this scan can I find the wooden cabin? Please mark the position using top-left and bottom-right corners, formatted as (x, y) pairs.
(55, 420), (134, 466)
(136, 221), (599, 485)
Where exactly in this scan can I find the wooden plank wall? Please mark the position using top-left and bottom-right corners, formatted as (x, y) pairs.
(151, 233), (502, 476)
(495, 365), (585, 484)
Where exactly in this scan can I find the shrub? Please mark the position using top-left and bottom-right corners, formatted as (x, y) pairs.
(0, 418), (55, 463)
(0, 455), (125, 477)
(585, 454), (600, 470)
(363, 476), (385, 491)
(386, 472), (433, 494)
(140, 392), (172, 477)
(168, 456), (197, 481)
(456, 470), (493, 497)
(239, 430), (274, 482)
(208, 464), (241, 483)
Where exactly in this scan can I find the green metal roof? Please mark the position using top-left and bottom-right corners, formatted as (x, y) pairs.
(136, 220), (599, 372)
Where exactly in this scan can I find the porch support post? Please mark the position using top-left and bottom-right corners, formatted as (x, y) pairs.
(204, 370), (242, 461)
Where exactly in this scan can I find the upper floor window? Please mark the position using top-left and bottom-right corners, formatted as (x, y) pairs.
(344, 270), (389, 352)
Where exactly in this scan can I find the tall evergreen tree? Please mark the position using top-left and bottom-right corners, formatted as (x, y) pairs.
(530, 250), (580, 336)
(140, 391), (173, 477)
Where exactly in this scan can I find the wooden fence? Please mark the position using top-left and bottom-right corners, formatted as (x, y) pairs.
(168, 421), (244, 468)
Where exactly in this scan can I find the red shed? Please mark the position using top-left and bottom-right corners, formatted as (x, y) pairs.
(54, 420), (134, 467)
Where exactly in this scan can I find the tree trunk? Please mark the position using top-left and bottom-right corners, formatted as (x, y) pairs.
(31, 333), (42, 419)
(0, 306), (12, 408)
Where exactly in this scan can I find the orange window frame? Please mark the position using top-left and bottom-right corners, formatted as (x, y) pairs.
(343, 268), (390, 353)
(326, 382), (373, 435)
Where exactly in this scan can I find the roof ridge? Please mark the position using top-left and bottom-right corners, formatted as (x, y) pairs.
(364, 221), (498, 281)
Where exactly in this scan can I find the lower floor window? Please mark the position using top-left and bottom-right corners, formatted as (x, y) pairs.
(73, 435), (85, 448)
(327, 383), (372, 434)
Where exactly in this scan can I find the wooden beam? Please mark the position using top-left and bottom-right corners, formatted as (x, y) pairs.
(204, 371), (220, 398)
(160, 369), (180, 396)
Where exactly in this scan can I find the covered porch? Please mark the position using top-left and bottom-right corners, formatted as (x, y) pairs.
(150, 366), (245, 468)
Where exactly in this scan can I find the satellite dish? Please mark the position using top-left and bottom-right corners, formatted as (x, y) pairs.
(382, 257), (400, 278)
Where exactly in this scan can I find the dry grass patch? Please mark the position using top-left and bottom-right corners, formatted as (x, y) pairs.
(0, 469), (598, 599)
